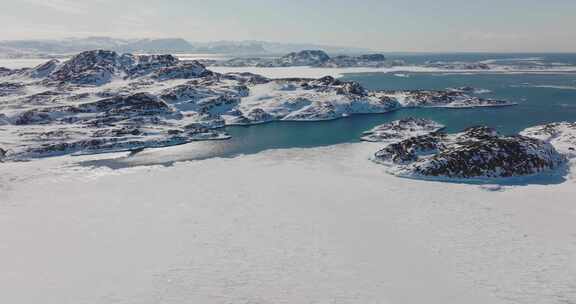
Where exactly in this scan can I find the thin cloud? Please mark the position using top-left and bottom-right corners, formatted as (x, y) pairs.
(461, 31), (524, 42)
(21, 0), (100, 14)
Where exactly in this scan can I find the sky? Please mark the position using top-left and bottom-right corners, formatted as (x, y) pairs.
(1, 0), (575, 52)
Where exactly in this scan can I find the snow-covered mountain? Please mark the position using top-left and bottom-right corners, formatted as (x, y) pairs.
(0, 50), (514, 161)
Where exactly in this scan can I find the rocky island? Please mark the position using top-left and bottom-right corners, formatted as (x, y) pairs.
(200, 50), (406, 68)
(366, 121), (575, 181)
(361, 118), (445, 142)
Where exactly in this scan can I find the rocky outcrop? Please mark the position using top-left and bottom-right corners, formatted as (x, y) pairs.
(48, 50), (120, 85)
(382, 90), (515, 108)
(374, 126), (566, 180)
(25, 50), (211, 86)
(0, 147), (6, 161)
(151, 61), (213, 80)
(361, 118), (445, 142)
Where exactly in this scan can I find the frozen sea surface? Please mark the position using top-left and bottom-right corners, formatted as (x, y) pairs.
(1, 143), (575, 303)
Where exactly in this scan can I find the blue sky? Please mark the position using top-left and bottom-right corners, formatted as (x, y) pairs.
(1, 0), (575, 52)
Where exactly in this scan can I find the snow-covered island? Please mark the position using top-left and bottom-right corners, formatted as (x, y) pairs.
(199, 49), (406, 68)
(361, 117), (445, 143)
(366, 121), (576, 181)
(0, 50), (514, 160)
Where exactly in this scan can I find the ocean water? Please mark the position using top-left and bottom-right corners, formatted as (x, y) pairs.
(204, 72), (576, 158)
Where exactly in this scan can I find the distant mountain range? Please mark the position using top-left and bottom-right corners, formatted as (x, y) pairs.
(0, 37), (372, 58)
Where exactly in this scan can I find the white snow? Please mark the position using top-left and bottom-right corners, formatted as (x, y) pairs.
(521, 122), (576, 158)
(1, 142), (575, 304)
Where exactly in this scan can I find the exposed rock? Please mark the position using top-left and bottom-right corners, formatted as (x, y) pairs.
(381, 90), (515, 108)
(374, 126), (566, 180)
(151, 61), (212, 80)
(0, 147), (6, 161)
(77, 93), (173, 115)
(124, 54), (179, 78)
(361, 118), (445, 142)
(375, 132), (445, 164)
(49, 50), (120, 85)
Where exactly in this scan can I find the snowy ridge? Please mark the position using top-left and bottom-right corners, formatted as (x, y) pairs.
(520, 122), (576, 158)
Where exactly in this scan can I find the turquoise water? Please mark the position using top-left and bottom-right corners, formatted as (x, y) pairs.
(214, 73), (576, 156)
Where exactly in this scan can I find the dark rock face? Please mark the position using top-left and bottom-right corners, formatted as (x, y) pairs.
(299, 76), (367, 96)
(49, 50), (119, 85)
(40, 50), (210, 85)
(125, 54), (179, 78)
(375, 132), (445, 164)
(12, 93), (173, 126)
(374, 126), (566, 179)
(24, 135), (193, 157)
